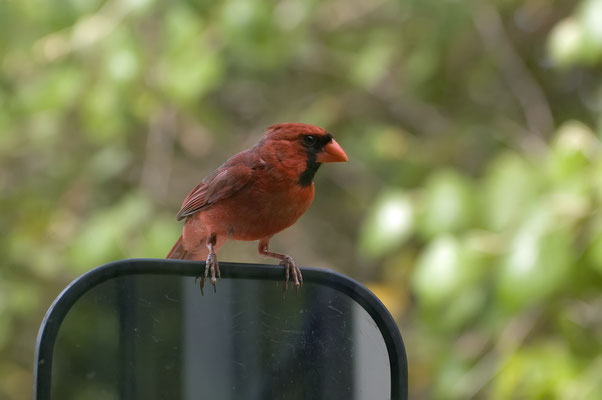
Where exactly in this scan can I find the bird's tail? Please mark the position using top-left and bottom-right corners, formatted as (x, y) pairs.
(166, 235), (188, 259)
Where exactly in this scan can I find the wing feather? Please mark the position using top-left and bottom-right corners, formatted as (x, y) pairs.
(176, 162), (254, 220)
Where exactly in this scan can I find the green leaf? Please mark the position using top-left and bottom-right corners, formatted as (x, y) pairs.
(412, 234), (484, 309)
(548, 17), (602, 67)
(497, 207), (572, 310)
(350, 38), (394, 89)
(491, 343), (589, 400)
(584, 213), (602, 276)
(157, 5), (223, 102)
(481, 152), (538, 232)
(579, 0), (602, 45)
(418, 170), (474, 238)
(547, 121), (599, 182)
(68, 193), (153, 271)
(82, 82), (124, 143)
(103, 28), (140, 83)
(359, 190), (414, 258)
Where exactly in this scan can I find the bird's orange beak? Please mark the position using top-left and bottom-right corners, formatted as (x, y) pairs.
(316, 139), (348, 163)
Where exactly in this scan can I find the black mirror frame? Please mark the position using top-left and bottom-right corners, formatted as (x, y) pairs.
(34, 258), (408, 400)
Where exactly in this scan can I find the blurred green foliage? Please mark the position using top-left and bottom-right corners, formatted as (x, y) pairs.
(1, 0), (602, 398)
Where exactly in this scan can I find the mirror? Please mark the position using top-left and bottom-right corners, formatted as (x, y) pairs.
(48, 272), (392, 400)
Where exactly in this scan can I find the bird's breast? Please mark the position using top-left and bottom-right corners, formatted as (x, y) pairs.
(199, 181), (315, 241)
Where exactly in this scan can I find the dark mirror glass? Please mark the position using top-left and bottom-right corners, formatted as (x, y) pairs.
(49, 275), (391, 400)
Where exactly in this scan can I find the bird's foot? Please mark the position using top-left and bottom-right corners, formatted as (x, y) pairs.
(199, 252), (220, 295)
(280, 256), (303, 294)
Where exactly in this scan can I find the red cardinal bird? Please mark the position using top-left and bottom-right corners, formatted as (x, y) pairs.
(167, 123), (348, 292)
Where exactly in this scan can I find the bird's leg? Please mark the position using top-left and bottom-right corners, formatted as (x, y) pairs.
(258, 238), (303, 292)
(200, 233), (220, 295)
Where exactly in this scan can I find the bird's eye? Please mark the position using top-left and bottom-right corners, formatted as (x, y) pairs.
(302, 135), (316, 146)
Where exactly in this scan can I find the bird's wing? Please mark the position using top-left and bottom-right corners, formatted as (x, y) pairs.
(176, 158), (256, 221)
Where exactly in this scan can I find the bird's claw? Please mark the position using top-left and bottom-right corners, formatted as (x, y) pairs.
(199, 252), (220, 295)
(280, 256), (302, 295)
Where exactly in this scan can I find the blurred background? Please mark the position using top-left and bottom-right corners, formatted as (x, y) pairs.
(1, 0), (602, 398)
